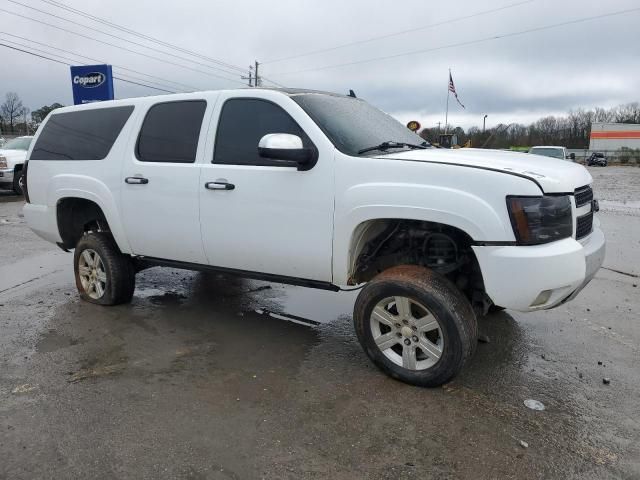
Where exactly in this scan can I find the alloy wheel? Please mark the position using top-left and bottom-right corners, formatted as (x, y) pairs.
(78, 249), (107, 299)
(370, 296), (443, 370)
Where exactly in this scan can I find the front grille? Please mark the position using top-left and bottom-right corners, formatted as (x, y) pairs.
(576, 211), (593, 239)
(574, 185), (593, 208)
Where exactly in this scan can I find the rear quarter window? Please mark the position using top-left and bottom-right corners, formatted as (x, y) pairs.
(30, 106), (134, 160)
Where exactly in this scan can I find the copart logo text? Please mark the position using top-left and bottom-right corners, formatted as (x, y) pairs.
(73, 72), (106, 88)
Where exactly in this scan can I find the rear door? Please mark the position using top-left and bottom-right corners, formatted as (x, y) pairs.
(120, 98), (211, 263)
(199, 92), (335, 281)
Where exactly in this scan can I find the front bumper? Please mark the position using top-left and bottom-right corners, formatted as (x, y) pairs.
(472, 225), (605, 312)
(0, 168), (14, 186)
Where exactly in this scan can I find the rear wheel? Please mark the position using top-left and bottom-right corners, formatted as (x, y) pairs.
(74, 232), (135, 305)
(353, 265), (477, 387)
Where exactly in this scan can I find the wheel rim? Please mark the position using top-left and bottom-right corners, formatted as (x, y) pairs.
(370, 296), (443, 371)
(78, 249), (107, 299)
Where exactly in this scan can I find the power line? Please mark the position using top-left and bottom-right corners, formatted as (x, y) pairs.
(0, 31), (200, 92)
(5, 0), (246, 78)
(2, 40), (176, 94)
(271, 7), (640, 76)
(0, 7), (247, 86)
(0, 35), (186, 93)
(262, 0), (536, 65)
(31, 0), (285, 88)
(260, 74), (286, 88)
(0, 42), (176, 93)
(38, 0), (248, 74)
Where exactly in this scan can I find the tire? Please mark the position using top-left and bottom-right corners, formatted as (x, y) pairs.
(12, 169), (23, 195)
(74, 232), (135, 305)
(353, 265), (477, 387)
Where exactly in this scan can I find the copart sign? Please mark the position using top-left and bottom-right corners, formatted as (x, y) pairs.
(70, 64), (114, 105)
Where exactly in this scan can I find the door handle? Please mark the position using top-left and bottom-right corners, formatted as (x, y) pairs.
(125, 176), (149, 185)
(205, 181), (235, 191)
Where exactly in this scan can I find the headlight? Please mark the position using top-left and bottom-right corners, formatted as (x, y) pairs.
(0, 156), (7, 169)
(506, 195), (572, 245)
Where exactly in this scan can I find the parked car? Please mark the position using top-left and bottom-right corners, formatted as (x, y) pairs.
(0, 136), (34, 194)
(22, 89), (605, 387)
(528, 146), (575, 161)
(587, 152), (608, 167)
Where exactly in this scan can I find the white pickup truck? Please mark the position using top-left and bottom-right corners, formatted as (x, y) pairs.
(22, 88), (605, 387)
(528, 145), (575, 161)
(0, 136), (33, 194)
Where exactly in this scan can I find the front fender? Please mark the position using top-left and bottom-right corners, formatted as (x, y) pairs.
(48, 174), (132, 253)
(332, 183), (514, 285)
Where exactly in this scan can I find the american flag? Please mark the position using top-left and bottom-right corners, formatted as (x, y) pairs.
(448, 72), (465, 109)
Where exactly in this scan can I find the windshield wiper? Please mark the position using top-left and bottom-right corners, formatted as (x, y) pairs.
(357, 141), (429, 155)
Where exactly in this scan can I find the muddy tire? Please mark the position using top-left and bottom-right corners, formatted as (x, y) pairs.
(74, 232), (135, 305)
(353, 265), (477, 387)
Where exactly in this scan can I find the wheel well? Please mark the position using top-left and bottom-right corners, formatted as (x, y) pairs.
(14, 163), (22, 173)
(57, 198), (110, 249)
(349, 219), (490, 313)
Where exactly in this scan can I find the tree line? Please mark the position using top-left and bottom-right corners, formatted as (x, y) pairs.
(0, 91), (63, 136)
(421, 102), (640, 149)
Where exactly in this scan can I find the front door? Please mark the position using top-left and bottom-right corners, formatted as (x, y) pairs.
(121, 99), (209, 264)
(199, 94), (334, 282)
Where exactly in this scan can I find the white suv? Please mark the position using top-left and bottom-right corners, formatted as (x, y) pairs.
(22, 88), (605, 386)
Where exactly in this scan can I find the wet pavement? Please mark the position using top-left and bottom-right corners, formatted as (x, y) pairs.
(1, 167), (639, 479)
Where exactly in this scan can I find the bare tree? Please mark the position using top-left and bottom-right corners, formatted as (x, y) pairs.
(0, 92), (28, 134)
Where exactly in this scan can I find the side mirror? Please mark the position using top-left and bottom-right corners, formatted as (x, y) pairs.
(258, 133), (317, 170)
(568, 153), (575, 160)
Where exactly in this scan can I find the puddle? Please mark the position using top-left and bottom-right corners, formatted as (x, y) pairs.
(148, 291), (188, 306)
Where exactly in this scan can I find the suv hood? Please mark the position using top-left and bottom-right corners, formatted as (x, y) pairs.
(379, 148), (592, 193)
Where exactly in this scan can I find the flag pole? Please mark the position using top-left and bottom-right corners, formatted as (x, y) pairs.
(444, 68), (450, 134)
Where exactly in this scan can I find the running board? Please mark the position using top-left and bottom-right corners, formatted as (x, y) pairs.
(134, 256), (341, 292)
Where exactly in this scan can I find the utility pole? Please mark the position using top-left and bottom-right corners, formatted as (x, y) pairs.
(254, 60), (261, 87)
(483, 114), (488, 133)
(437, 122), (441, 133)
(241, 65), (254, 87)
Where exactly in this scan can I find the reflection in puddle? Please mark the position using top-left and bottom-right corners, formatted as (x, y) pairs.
(136, 269), (358, 326)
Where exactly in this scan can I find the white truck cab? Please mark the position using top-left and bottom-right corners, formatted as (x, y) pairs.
(0, 136), (33, 194)
(22, 88), (605, 387)
(528, 145), (575, 161)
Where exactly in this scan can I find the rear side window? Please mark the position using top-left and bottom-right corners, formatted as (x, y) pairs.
(213, 98), (312, 166)
(136, 100), (207, 163)
(30, 106), (134, 160)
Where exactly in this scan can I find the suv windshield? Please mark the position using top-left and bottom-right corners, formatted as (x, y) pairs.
(290, 93), (429, 156)
(528, 147), (564, 159)
(2, 137), (32, 151)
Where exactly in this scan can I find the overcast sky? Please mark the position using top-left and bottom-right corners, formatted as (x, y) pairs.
(1, 0), (638, 129)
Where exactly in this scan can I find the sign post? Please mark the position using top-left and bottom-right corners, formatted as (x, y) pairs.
(70, 64), (114, 105)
